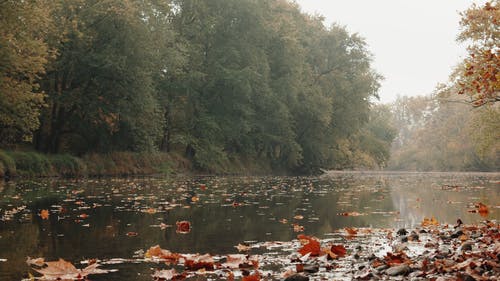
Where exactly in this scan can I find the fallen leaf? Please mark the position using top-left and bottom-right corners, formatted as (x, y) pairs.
(477, 203), (489, 217)
(337, 211), (363, 216)
(421, 217), (439, 227)
(293, 215), (304, 220)
(184, 254), (214, 271)
(329, 245), (347, 258)
(235, 243), (251, 252)
(40, 209), (49, 220)
(345, 227), (358, 237)
(292, 224), (304, 232)
(297, 234), (321, 256)
(176, 221), (191, 234)
(126, 232), (138, 237)
(31, 258), (111, 280)
(242, 270), (260, 281)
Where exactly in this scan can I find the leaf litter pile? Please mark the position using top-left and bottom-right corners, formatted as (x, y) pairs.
(0, 173), (498, 280)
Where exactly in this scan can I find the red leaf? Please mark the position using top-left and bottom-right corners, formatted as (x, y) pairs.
(297, 234), (321, 256)
(176, 221), (191, 234)
(330, 245), (347, 258)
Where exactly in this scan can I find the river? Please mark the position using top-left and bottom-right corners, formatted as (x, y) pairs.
(0, 172), (498, 280)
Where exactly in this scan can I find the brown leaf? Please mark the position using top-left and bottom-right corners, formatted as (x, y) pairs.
(184, 254), (214, 271)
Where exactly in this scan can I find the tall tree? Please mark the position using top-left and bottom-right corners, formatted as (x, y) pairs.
(0, 0), (53, 146)
(455, 1), (499, 107)
(36, 0), (163, 153)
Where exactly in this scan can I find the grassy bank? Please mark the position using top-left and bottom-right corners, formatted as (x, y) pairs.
(0, 150), (191, 179)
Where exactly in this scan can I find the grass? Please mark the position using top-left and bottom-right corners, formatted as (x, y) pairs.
(0, 150), (190, 179)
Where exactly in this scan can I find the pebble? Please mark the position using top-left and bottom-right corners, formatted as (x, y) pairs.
(284, 274), (309, 281)
(303, 264), (319, 273)
(461, 242), (473, 252)
(385, 264), (410, 276)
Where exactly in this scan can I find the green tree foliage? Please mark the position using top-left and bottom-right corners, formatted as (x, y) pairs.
(1, 0), (386, 174)
(36, 0), (164, 153)
(0, 0), (53, 145)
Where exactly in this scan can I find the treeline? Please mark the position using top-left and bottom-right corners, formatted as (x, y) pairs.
(1, 0), (395, 174)
(388, 94), (499, 171)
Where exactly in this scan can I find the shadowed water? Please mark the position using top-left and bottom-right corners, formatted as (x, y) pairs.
(0, 172), (498, 280)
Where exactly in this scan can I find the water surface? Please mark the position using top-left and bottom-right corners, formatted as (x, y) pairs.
(0, 172), (498, 280)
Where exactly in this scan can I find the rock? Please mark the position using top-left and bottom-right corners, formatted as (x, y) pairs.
(397, 228), (408, 236)
(438, 245), (451, 255)
(303, 264), (319, 273)
(284, 273), (309, 281)
(450, 229), (464, 238)
(457, 273), (476, 281)
(461, 242), (473, 252)
(409, 231), (419, 241)
(385, 264), (410, 276)
(374, 264), (389, 273)
(408, 270), (425, 278)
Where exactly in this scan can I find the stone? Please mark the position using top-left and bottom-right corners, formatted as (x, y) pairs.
(461, 242), (473, 252)
(385, 264), (410, 276)
(284, 274), (309, 281)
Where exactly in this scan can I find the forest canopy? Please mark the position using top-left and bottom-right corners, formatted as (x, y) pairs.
(0, 0), (393, 174)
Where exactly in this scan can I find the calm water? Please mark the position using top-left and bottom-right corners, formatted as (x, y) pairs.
(0, 172), (499, 280)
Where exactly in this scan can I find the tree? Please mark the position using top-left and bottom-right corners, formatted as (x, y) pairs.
(0, 0), (53, 145)
(455, 1), (499, 107)
(36, 0), (164, 153)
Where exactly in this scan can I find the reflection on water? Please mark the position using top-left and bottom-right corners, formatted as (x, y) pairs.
(0, 172), (498, 280)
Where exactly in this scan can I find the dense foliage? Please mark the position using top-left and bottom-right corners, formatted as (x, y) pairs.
(388, 95), (499, 171)
(453, 0), (499, 107)
(0, 0), (394, 174)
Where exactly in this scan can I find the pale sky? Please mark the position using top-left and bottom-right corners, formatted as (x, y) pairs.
(295, 0), (487, 103)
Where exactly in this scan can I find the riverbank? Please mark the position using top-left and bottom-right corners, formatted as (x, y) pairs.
(0, 150), (192, 179)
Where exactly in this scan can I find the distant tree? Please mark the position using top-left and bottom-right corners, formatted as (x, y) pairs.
(0, 0), (53, 145)
(455, 1), (499, 107)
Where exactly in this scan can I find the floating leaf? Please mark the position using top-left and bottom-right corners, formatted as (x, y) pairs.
(337, 211), (363, 217)
(235, 243), (251, 252)
(176, 221), (191, 234)
(184, 254), (214, 271)
(30, 258), (111, 280)
(421, 217), (439, 227)
(40, 209), (49, 220)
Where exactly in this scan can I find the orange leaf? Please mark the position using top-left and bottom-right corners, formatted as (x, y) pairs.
(40, 209), (49, 220)
(345, 227), (358, 236)
(477, 203), (489, 217)
(297, 234), (321, 256)
(242, 270), (260, 281)
(421, 216), (439, 227)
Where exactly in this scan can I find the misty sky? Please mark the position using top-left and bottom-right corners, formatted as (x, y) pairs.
(294, 0), (487, 103)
